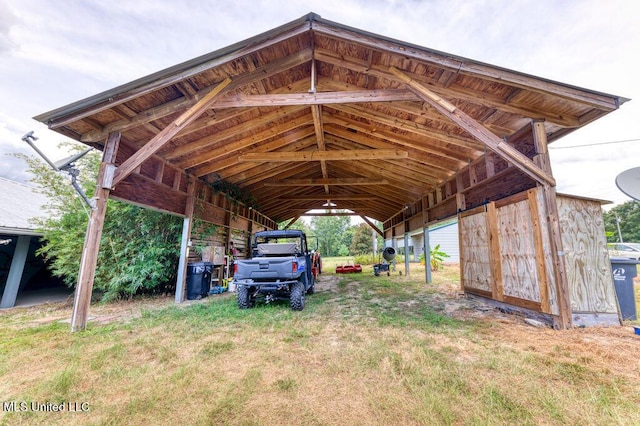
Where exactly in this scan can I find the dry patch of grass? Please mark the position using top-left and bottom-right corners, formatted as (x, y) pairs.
(1, 264), (639, 425)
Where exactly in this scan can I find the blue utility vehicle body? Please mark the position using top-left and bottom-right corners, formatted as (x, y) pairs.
(233, 229), (314, 310)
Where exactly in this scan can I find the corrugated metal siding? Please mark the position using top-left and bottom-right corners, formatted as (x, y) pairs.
(0, 178), (48, 235)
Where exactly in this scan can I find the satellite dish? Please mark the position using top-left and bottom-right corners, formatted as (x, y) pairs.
(54, 148), (93, 171)
(615, 167), (640, 201)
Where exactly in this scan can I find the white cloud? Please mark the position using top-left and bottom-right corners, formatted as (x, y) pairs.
(0, 0), (638, 206)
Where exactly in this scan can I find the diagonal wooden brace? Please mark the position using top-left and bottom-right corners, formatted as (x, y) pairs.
(111, 77), (232, 187)
(388, 67), (556, 187)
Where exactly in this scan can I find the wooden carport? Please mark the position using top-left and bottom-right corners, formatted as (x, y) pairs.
(34, 13), (628, 331)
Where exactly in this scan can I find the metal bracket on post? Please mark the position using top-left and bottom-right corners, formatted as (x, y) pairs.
(101, 164), (116, 189)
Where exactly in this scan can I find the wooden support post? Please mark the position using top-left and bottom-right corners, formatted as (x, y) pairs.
(175, 177), (196, 303)
(0, 236), (31, 309)
(528, 188), (551, 313)
(402, 210), (411, 277)
(391, 227), (397, 271)
(71, 132), (120, 332)
(486, 202), (504, 301)
(422, 197), (431, 283)
(541, 185), (571, 328)
(532, 121), (571, 328)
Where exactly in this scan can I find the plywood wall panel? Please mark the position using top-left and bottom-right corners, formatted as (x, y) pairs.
(460, 211), (492, 292)
(496, 200), (540, 302)
(557, 196), (618, 313)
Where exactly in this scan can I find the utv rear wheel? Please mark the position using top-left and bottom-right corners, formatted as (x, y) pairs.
(290, 281), (305, 311)
(237, 286), (253, 309)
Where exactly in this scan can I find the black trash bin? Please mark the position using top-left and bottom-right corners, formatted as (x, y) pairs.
(186, 262), (206, 300)
(202, 262), (213, 297)
(610, 257), (638, 321)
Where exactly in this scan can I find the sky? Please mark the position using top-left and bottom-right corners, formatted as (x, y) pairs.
(1, 0), (639, 207)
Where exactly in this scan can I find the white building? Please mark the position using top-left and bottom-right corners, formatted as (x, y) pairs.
(0, 177), (68, 308)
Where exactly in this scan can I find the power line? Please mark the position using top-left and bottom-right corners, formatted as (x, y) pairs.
(550, 138), (640, 150)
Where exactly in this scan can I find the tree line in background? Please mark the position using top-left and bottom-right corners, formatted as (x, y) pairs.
(285, 216), (383, 258)
(19, 145), (384, 300)
(603, 200), (640, 243)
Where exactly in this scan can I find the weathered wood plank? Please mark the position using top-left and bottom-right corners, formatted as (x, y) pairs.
(111, 173), (187, 215)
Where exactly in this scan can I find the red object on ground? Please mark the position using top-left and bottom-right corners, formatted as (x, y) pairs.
(335, 264), (363, 274)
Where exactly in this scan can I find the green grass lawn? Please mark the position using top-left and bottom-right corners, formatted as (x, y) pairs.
(1, 264), (639, 425)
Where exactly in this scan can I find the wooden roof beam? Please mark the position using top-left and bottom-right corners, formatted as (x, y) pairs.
(238, 149), (408, 162)
(263, 178), (389, 187)
(40, 26), (313, 129)
(276, 194), (378, 201)
(311, 104), (330, 195)
(361, 215), (383, 237)
(213, 89), (419, 107)
(389, 67), (556, 187)
(324, 132), (455, 179)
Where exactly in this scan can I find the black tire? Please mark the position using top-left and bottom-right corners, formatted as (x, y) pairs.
(290, 281), (305, 311)
(237, 286), (253, 309)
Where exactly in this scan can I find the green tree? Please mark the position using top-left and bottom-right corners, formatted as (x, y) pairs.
(340, 225), (355, 254)
(17, 145), (183, 301)
(603, 201), (640, 243)
(310, 214), (350, 257)
(349, 223), (374, 255)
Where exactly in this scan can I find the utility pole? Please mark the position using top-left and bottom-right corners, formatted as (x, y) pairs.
(615, 213), (623, 243)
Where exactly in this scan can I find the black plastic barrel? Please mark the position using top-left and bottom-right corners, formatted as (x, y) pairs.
(610, 257), (638, 321)
(202, 262), (213, 297)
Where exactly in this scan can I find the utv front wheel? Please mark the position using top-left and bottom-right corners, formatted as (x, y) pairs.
(237, 286), (253, 309)
(290, 281), (305, 311)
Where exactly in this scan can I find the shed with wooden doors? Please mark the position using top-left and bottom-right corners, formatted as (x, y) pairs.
(34, 13), (628, 330)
